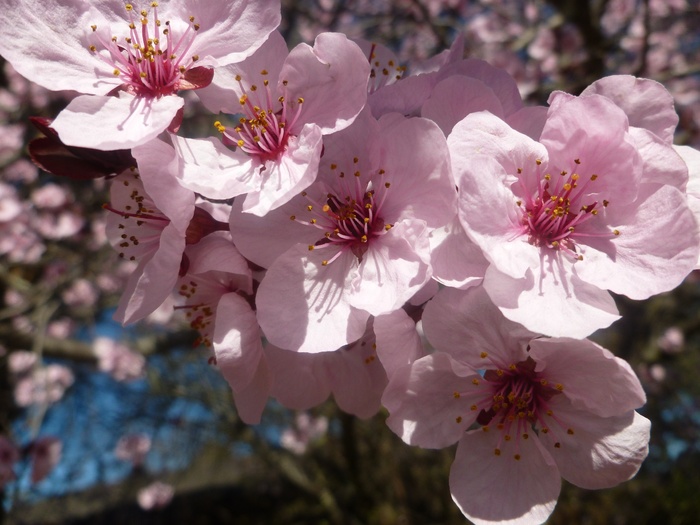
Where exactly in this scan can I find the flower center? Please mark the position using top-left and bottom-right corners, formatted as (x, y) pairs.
(455, 354), (574, 461)
(215, 75), (304, 163)
(104, 171), (169, 261)
(291, 164), (394, 266)
(88, 2), (200, 98)
(515, 158), (620, 260)
(367, 43), (406, 94)
(176, 279), (216, 347)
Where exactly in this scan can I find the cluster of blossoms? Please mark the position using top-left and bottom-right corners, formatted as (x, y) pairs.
(2, 1), (700, 523)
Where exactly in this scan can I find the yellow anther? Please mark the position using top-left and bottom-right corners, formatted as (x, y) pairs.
(125, 4), (133, 10)
(472, 378), (480, 385)
(471, 404), (478, 411)
(591, 174), (598, 181)
(456, 416), (463, 423)
(536, 159), (542, 165)
(480, 352), (488, 358)
(113, 69), (120, 76)
(384, 224), (393, 231)
(567, 428), (574, 435)
(613, 229), (620, 236)
(494, 448), (501, 456)
(361, 235), (368, 243)
(514, 454), (521, 461)
(453, 392), (461, 399)
(308, 245), (314, 251)
(555, 383), (564, 391)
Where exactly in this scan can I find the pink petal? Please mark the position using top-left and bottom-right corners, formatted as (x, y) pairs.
(422, 286), (534, 368)
(371, 114), (457, 228)
(52, 94), (184, 150)
(348, 219), (432, 316)
(255, 245), (370, 353)
(196, 30), (288, 114)
(439, 58), (524, 117)
(373, 308), (425, 378)
(131, 138), (196, 233)
(182, 0), (281, 67)
(231, 353), (271, 425)
(483, 264), (620, 339)
(241, 123), (324, 216)
(581, 75), (678, 143)
(450, 429), (560, 525)
(229, 194), (318, 269)
(171, 135), (257, 200)
(0, 1), (118, 95)
(429, 215), (489, 289)
(115, 223), (186, 325)
(281, 32), (370, 134)
(421, 76), (505, 135)
(542, 93), (641, 206)
(214, 292), (264, 393)
(383, 353), (482, 448)
(529, 338), (646, 417)
(267, 344), (332, 409)
(539, 398), (651, 490)
(630, 127), (688, 189)
(576, 183), (699, 300)
(184, 232), (251, 287)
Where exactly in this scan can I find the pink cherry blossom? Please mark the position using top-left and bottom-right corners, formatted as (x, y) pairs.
(0, 0), (281, 150)
(177, 31), (370, 216)
(449, 91), (699, 338)
(61, 278), (99, 308)
(383, 285), (651, 525)
(138, 480), (175, 510)
(14, 364), (75, 408)
(236, 110), (456, 353)
(114, 433), (152, 467)
(104, 139), (195, 324)
(93, 336), (146, 381)
(8, 351), (38, 376)
(280, 412), (329, 455)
